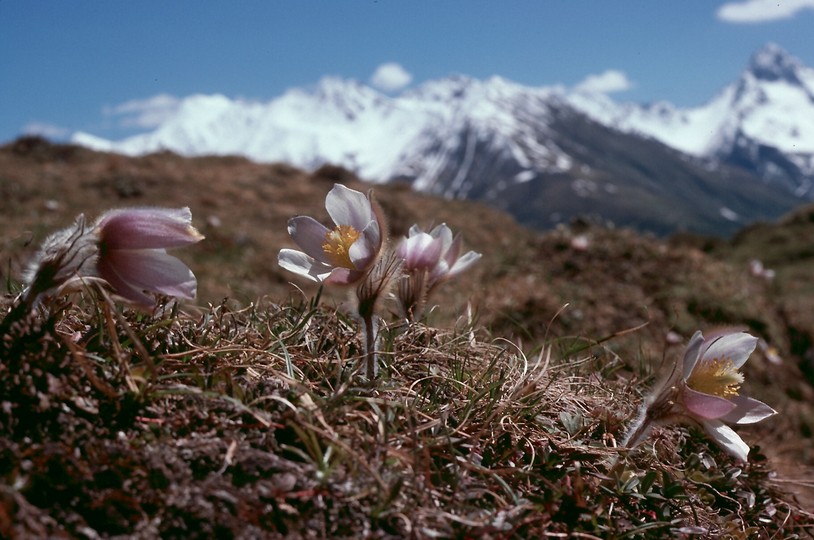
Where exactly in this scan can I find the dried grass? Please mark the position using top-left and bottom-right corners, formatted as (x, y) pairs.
(2, 290), (812, 538)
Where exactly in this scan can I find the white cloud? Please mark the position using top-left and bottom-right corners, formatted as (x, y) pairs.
(369, 62), (413, 92)
(573, 70), (634, 95)
(717, 0), (814, 23)
(103, 93), (181, 128)
(22, 122), (70, 139)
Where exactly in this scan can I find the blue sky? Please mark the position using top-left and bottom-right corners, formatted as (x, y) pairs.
(3, 0), (814, 144)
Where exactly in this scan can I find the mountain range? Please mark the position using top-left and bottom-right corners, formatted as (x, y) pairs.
(72, 43), (814, 237)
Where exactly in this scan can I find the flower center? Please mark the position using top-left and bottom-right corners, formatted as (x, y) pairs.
(322, 225), (361, 268)
(686, 357), (744, 398)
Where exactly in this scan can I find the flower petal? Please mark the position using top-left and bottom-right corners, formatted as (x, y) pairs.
(720, 395), (777, 425)
(444, 233), (463, 265)
(324, 266), (362, 286)
(348, 236), (376, 269)
(447, 250), (482, 278)
(701, 332), (758, 369)
(682, 386), (738, 420)
(287, 216), (332, 263)
(97, 258), (155, 306)
(682, 331), (705, 381)
(368, 191), (387, 246)
(98, 249), (196, 306)
(325, 184), (372, 231)
(278, 249), (333, 282)
(95, 207), (204, 250)
(430, 223), (454, 253)
(360, 218), (382, 252)
(407, 224), (423, 237)
(398, 232), (443, 270)
(429, 259), (451, 285)
(702, 420), (750, 461)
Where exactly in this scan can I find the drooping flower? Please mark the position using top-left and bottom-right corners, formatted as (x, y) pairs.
(20, 207), (203, 310)
(92, 207), (204, 307)
(624, 329), (776, 461)
(278, 184), (385, 286)
(395, 223), (481, 319)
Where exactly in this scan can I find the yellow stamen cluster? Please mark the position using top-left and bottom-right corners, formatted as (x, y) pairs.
(322, 225), (361, 268)
(686, 357), (744, 398)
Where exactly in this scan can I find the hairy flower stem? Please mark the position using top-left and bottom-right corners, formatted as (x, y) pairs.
(356, 282), (381, 380)
(398, 270), (428, 322)
(605, 383), (681, 471)
(620, 412), (652, 451)
(361, 312), (379, 380)
(354, 249), (402, 381)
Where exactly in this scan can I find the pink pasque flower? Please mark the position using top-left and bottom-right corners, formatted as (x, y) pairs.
(395, 224), (481, 319)
(403, 223), (481, 291)
(278, 184), (385, 286)
(397, 230), (444, 275)
(92, 207), (204, 307)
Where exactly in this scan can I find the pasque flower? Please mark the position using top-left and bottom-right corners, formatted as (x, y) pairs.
(278, 183), (385, 286)
(624, 329), (776, 461)
(21, 207), (203, 309)
(92, 207), (204, 306)
(279, 183), (396, 379)
(395, 223), (481, 320)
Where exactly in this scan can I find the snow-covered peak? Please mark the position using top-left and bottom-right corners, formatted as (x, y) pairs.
(748, 42), (805, 83)
(69, 44), (814, 192)
(309, 76), (387, 112)
(405, 74), (551, 106)
(562, 43), (814, 160)
(404, 74), (479, 103)
(724, 44), (814, 157)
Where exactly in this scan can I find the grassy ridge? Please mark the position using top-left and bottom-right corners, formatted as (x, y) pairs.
(2, 293), (811, 537)
(2, 137), (814, 536)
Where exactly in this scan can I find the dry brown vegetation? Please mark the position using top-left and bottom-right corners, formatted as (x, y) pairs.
(2, 137), (814, 537)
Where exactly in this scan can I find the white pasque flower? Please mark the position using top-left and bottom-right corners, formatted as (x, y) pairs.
(677, 330), (776, 460)
(278, 184), (384, 286)
(626, 329), (776, 461)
